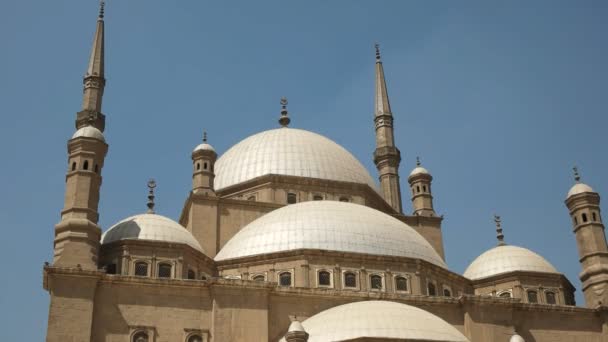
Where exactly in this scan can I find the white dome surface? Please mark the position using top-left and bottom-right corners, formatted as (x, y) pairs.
(215, 201), (446, 268)
(567, 182), (594, 198)
(102, 213), (204, 253)
(409, 166), (430, 177)
(72, 126), (105, 142)
(463, 245), (558, 280)
(193, 142), (216, 153)
(213, 128), (377, 191)
(282, 301), (469, 342)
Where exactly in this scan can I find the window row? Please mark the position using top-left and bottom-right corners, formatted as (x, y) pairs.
(286, 192), (350, 204)
(573, 211), (602, 225)
(194, 160), (213, 172)
(495, 288), (558, 304)
(105, 261), (210, 281)
(70, 159), (100, 173)
(132, 331), (205, 342)
(411, 184), (429, 195)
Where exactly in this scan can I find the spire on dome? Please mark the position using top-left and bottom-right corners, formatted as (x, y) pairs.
(278, 97), (291, 127)
(147, 179), (157, 214)
(573, 166), (581, 182)
(374, 43), (392, 117)
(203, 130), (208, 143)
(494, 214), (506, 246)
(416, 156), (421, 167)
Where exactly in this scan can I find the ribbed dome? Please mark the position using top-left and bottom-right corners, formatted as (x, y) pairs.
(213, 128), (377, 191)
(102, 213), (204, 253)
(567, 182), (594, 198)
(215, 201), (446, 268)
(72, 126), (105, 142)
(193, 142), (215, 153)
(282, 301), (469, 342)
(409, 166), (430, 177)
(463, 245), (558, 280)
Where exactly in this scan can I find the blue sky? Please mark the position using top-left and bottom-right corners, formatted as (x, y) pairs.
(1, 1), (607, 340)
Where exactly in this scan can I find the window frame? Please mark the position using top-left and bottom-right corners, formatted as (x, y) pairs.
(426, 279), (438, 296)
(368, 272), (385, 292)
(442, 285), (452, 297)
(133, 260), (150, 277)
(250, 273), (266, 282)
(497, 290), (513, 298)
(315, 268), (333, 288)
(527, 289), (539, 303)
(341, 269), (359, 290)
(544, 289), (558, 305)
(277, 270), (294, 287)
(287, 192), (297, 204)
(157, 262), (173, 279)
(393, 273), (410, 293)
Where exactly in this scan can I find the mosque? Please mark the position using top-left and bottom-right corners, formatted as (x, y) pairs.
(44, 3), (608, 342)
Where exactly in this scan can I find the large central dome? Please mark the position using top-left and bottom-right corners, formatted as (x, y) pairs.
(215, 201), (447, 268)
(214, 128), (377, 191)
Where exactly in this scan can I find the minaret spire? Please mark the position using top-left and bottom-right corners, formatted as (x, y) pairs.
(372, 43), (403, 213)
(147, 179), (157, 214)
(76, 0), (107, 131)
(279, 97), (291, 127)
(573, 166), (581, 182)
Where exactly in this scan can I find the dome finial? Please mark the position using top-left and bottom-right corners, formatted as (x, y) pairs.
(146, 179), (157, 214)
(494, 214), (506, 246)
(203, 130), (207, 143)
(98, 0), (105, 19)
(278, 97), (291, 127)
(416, 156), (421, 167)
(375, 42), (381, 62)
(573, 166), (581, 182)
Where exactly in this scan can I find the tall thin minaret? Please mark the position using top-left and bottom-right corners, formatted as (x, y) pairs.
(53, 2), (109, 269)
(565, 167), (608, 308)
(372, 44), (403, 213)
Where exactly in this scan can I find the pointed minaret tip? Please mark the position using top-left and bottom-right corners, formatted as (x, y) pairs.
(573, 166), (581, 182)
(147, 179), (157, 214)
(494, 214), (506, 246)
(278, 97), (291, 127)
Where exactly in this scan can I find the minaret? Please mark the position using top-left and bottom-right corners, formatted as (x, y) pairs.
(407, 157), (436, 216)
(192, 131), (217, 195)
(53, 2), (109, 270)
(372, 44), (403, 213)
(565, 167), (608, 308)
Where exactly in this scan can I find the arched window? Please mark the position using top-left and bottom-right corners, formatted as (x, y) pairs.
(313, 195), (323, 201)
(132, 331), (148, 342)
(203, 162), (208, 170)
(416, 186), (420, 193)
(443, 288), (451, 297)
(187, 269), (196, 280)
(527, 290), (538, 303)
(83, 160), (89, 170)
(247, 195), (256, 201)
(499, 291), (512, 298)
(395, 276), (408, 292)
(71, 162), (76, 171)
(187, 334), (203, 342)
(158, 263), (172, 278)
(427, 282), (437, 296)
(134, 262), (148, 276)
(279, 272), (292, 286)
(287, 193), (297, 204)
(582, 213), (588, 223)
(546, 291), (557, 304)
(105, 264), (117, 275)
(318, 271), (331, 286)
(94, 164), (99, 173)
(370, 275), (383, 290)
(422, 185), (427, 192)
(196, 162), (200, 170)
(344, 272), (357, 288)
(200, 274), (208, 281)
(593, 212), (597, 221)
(253, 275), (265, 282)
(339, 196), (349, 202)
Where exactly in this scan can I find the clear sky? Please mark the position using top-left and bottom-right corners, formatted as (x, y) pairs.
(1, 1), (607, 340)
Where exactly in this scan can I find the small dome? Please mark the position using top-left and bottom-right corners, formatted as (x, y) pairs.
(409, 166), (430, 177)
(215, 201), (446, 268)
(510, 335), (525, 342)
(102, 213), (204, 253)
(567, 182), (594, 198)
(72, 126), (105, 142)
(193, 143), (216, 153)
(214, 128), (377, 191)
(463, 245), (558, 280)
(281, 301), (469, 342)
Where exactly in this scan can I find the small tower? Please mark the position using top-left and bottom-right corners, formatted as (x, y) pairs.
(53, 2), (108, 270)
(192, 131), (217, 195)
(372, 44), (403, 213)
(407, 157), (435, 216)
(284, 320), (309, 342)
(565, 167), (608, 308)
